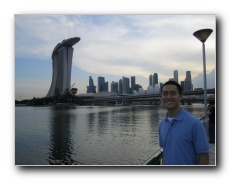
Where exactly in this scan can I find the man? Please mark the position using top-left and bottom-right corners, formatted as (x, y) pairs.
(208, 100), (215, 144)
(158, 81), (209, 165)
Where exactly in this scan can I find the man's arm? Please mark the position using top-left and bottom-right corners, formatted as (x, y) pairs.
(198, 153), (209, 165)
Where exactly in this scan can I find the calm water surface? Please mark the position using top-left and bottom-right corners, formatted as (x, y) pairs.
(15, 104), (205, 165)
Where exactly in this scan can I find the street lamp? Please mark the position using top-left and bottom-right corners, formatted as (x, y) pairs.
(193, 28), (213, 136)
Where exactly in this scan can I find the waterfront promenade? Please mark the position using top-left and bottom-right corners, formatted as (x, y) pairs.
(144, 143), (216, 165)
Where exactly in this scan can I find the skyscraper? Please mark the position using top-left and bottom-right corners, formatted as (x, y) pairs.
(174, 70), (178, 83)
(122, 76), (130, 94)
(181, 81), (185, 91)
(111, 81), (119, 93)
(98, 76), (108, 92)
(149, 74), (153, 86)
(149, 73), (158, 87)
(104, 82), (108, 92)
(184, 71), (192, 91)
(131, 76), (135, 94)
(87, 76), (96, 93)
(186, 71), (191, 81)
(47, 37), (80, 97)
(119, 79), (123, 94)
(153, 73), (158, 87)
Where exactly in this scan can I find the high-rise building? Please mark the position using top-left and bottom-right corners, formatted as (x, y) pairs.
(111, 81), (119, 93)
(149, 74), (153, 86)
(47, 37), (80, 97)
(184, 71), (193, 91)
(149, 73), (158, 87)
(98, 76), (108, 92)
(131, 76), (135, 94)
(122, 76), (130, 94)
(119, 79), (123, 94)
(98, 76), (105, 92)
(186, 71), (191, 81)
(87, 76), (96, 93)
(174, 70), (178, 83)
(153, 73), (158, 87)
(104, 82), (108, 92)
(181, 81), (185, 91)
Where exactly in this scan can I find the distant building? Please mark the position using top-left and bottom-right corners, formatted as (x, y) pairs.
(149, 74), (153, 86)
(47, 37), (80, 97)
(146, 85), (154, 94)
(186, 71), (191, 82)
(122, 76), (130, 94)
(87, 76), (96, 93)
(153, 73), (158, 87)
(105, 82), (108, 91)
(168, 70), (178, 83)
(184, 71), (193, 91)
(146, 84), (160, 94)
(119, 79), (123, 94)
(181, 81), (185, 91)
(153, 84), (160, 94)
(131, 76), (135, 94)
(174, 70), (178, 83)
(184, 81), (191, 91)
(98, 76), (108, 92)
(149, 73), (158, 87)
(138, 88), (145, 95)
(111, 81), (119, 93)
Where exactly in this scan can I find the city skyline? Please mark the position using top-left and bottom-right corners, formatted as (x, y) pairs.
(84, 68), (214, 94)
(15, 14), (216, 100)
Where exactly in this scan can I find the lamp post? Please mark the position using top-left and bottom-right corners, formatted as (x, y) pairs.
(193, 28), (213, 137)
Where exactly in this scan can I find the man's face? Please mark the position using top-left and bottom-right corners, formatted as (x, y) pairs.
(161, 84), (182, 110)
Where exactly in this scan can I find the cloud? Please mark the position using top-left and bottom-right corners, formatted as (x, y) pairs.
(192, 68), (216, 89)
(72, 15), (215, 80)
(15, 14), (216, 97)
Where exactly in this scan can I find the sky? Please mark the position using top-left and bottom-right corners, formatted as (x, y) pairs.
(15, 14), (216, 100)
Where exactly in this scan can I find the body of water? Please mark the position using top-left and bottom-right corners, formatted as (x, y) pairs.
(15, 104), (205, 165)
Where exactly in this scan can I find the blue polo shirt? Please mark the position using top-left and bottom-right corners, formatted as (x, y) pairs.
(158, 108), (209, 165)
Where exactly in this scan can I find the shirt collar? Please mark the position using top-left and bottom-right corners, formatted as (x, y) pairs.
(165, 108), (185, 122)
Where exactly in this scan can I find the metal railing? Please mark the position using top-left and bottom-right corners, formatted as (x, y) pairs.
(143, 149), (163, 165)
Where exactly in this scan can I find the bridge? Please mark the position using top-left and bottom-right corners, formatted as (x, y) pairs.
(77, 89), (215, 106)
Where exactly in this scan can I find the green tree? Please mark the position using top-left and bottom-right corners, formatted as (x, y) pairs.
(71, 87), (78, 95)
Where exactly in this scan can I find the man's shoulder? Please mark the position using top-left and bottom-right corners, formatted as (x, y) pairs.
(180, 108), (201, 124)
(182, 108), (199, 119)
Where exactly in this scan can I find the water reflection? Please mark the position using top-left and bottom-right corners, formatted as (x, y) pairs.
(148, 106), (163, 145)
(48, 107), (78, 165)
(97, 111), (109, 136)
(87, 112), (96, 134)
(35, 106), (165, 165)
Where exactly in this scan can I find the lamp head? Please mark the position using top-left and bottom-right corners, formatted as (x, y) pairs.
(193, 29), (213, 43)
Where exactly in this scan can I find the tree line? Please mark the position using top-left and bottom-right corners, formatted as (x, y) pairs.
(15, 87), (84, 106)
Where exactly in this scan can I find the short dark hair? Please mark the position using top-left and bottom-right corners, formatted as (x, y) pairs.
(161, 81), (182, 95)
